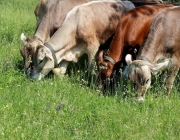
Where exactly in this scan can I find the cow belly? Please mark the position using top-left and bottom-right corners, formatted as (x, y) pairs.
(63, 45), (86, 62)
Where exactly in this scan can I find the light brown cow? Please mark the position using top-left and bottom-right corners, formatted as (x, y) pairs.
(123, 6), (180, 101)
(20, 0), (98, 72)
(31, 1), (131, 80)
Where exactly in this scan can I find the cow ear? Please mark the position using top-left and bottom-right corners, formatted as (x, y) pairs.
(20, 33), (26, 43)
(125, 54), (132, 65)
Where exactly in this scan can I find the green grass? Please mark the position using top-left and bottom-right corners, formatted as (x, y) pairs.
(0, 0), (180, 139)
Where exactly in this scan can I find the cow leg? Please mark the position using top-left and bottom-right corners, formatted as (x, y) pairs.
(52, 60), (69, 77)
(165, 67), (179, 96)
(87, 43), (99, 75)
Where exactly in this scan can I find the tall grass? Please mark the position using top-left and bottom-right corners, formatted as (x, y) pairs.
(0, 0), (180, 139)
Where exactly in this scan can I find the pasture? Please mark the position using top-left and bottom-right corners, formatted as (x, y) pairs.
(0, 0), (180, 139)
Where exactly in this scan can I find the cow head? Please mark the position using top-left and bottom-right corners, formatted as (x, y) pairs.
(122, 54), (170, 101)
(20, 33), (43, 76)
(32, 44), (55, 80)
(97, 50), (117, 90)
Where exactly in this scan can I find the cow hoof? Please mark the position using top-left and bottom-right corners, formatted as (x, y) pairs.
(52, 68), (65, 77)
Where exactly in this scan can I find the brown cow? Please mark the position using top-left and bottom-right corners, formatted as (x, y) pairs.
(98, 4), (173, 90)
(31, 1), (132, 80)
(123, 6), (180, 101)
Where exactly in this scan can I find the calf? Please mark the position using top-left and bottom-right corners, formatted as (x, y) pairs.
(98, 4), (173, 90)
(123, 6), (180, 101)
(31, 1), (132, 80)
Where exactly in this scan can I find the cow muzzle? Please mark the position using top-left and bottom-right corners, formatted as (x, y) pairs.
(32, 72), (44, 80)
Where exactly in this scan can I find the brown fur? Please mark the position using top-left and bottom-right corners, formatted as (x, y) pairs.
(98, 4), (174, 87)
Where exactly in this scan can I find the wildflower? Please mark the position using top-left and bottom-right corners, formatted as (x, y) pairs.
(77, 70), (80, 73)
(158, 123), (162, 126)
(0, 88), (2, 90)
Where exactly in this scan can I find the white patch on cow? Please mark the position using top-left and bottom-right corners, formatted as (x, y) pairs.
(125, 54), (132, 65)
(63, 46), (86, 63)
(151, 59), (170, 75)
(52, 67), (66, 76)
(141, 65), (150, 74)
(20, 33), (26, 43)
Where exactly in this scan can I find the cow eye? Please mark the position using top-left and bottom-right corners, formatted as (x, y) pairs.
(38, 60), (43, 64)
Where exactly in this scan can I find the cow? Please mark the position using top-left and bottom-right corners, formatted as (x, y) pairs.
(34, 0), (51, 25)
(97, 4), (174, 91)
(122, 6), (180, 101)
(20, 0), (135, 77)
(30, 0), (135, 80)
(21, 0), (99, 72)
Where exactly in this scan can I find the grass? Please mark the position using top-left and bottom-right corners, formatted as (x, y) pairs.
(0, 0), (180, 139)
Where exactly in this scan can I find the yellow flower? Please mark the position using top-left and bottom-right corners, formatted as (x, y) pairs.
(77, 70), (80, 73)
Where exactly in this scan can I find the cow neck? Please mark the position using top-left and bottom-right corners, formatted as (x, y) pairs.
(44, 42), (58, 68)
(106, 35), (124, 65)
(137, 56), (151, 63)
(34, 36), (43, 43)
(34, 16), (50, 43)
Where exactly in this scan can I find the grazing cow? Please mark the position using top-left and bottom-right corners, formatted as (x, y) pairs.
(34, 0), (51, 25)
(31, 1), (134, 80)
(20, 0), (135, 76)
(21, 0), (98, 71)
(98, 4), (174, 90)
(122, 6), (180, 101)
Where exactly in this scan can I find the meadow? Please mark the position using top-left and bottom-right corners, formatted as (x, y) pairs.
(0, 0), (180, 139)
